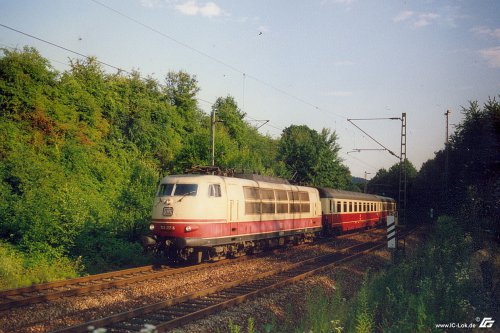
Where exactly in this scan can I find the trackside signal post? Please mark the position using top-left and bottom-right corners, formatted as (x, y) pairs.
(387, 215), (396, 249)
(347, 113), (408, 226)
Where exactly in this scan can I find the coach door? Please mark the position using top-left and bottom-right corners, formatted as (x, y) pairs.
(227, 184), (239, 235)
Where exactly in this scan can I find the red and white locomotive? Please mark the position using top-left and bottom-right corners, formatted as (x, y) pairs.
(146, 174), (395, 263)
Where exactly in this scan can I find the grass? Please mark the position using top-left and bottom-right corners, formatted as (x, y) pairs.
(225, 215), (496, 332)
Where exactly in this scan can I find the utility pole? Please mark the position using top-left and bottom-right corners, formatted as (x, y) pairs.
(364, 171), (371, 193)
(347, 114), (407, 226)
(443, 109), (451, 212)
(210, 110), (216, 167)
(398, 113), (407, 226)
(444, 109), (451, 144)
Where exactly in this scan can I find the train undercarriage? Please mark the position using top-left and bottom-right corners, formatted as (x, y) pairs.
(143, 232), (318, 264)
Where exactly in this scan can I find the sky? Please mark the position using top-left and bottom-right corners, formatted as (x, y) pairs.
(1, 0), (499, 178)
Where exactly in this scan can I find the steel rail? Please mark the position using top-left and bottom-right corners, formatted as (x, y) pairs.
(0, 257), (250, 311)
(0, 227), (382, 311)
(53, 227), (417, 333)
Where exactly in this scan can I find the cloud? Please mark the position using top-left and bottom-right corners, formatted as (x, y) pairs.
(393, 10), (440, 28)
(413, 13), (440, 27)
(480, 46), (500, 68)
(471, 26), (500, 40)
(175, 1), (225, 17)
(393, 11), (414, 22)
(140, 0), (164, 8)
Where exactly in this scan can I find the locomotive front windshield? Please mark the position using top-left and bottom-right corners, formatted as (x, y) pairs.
(158, 183), (198, 196)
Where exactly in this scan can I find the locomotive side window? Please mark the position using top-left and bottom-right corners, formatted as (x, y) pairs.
(244, 187), (260, 215)
(208, 184), (221, 197)
(288, 191), (300, 201)
(174, 184), (198, 196)
(275, 190), (287, 200)
(275, 190), (288, 214)
(245, 202), (261, 214)
(244, 187), (260, 199)
(260, 189), (275, 200)
(277, 203), (288, 213)
(262, 202), (275, 214)
(158, 183), (174, 196)
(291, 202), (301, 213)
(261, 188), (275, 214)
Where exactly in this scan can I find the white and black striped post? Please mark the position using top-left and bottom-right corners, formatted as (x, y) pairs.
(387, 214), (397, 263)
(387, 215), (396, 248)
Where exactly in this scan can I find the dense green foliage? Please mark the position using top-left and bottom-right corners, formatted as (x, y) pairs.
(367, 98), (499, 231)
(278, 125), (351, 188)
(0, 47), (351, 286)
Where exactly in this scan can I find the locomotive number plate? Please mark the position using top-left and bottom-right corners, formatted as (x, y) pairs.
(162, 207), (173, 216)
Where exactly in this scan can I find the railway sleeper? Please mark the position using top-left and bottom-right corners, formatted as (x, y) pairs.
(176, 301), (206, 311)
(141, 313), (170, 322)
(110, 321), (145, 331)
(228, 286), (258, 293)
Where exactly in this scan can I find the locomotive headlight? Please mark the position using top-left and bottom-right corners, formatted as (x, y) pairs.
(184, 225), (199, 232)
(149, 224), (155, 230)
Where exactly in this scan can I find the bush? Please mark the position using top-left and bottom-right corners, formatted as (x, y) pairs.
(74, 224), (150, 274)
(0, 241), (81, 290)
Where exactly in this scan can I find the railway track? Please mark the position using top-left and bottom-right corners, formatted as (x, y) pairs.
(0, 258), (249, 311)
(0, 227), (380, 312)
(52, 227), (411, 333)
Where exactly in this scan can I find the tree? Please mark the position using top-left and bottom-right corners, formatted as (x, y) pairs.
(277, 125), (351, 188)
(164, 71), (203, 133)
(367, 160), (417, 200)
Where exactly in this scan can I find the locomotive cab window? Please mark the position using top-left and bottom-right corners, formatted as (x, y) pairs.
(208, 184), (221, 197)
(174, 184), (198, 196)
(158, 183), (174, 196)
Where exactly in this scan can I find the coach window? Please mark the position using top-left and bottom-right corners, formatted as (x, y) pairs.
(349, 202), (353, 212)
(337, 201), (342, 213)
(343, 201), (347, 213)
(208, 184), (221, 197)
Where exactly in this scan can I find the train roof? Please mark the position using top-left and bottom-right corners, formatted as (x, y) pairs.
(161, 174), (313, 191)
(315, 187), (394, 202)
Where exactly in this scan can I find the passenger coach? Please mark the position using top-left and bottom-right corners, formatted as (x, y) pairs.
(149, 174), (322, 262)
(316, 187), (396, 234)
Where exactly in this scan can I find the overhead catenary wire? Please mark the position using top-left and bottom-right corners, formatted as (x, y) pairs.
(0, 23), (132, 75)
(88, 0), (346, 121)
(0, 23), (285, 134)
(0, 20), (375, 175)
